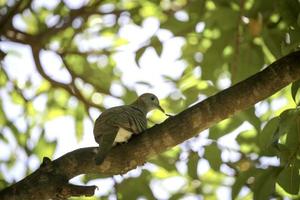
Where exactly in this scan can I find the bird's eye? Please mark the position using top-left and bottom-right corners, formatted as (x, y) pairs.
(151, 96), (155, 101)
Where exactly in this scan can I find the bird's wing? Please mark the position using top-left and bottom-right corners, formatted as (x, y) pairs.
(110, 106), (147, 134)
(98, 106), (146, 134)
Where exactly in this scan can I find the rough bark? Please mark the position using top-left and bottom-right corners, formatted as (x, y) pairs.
(1, 50), (300, 199)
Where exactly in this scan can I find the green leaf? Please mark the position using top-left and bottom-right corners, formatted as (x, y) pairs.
(201, 34), (232, 82)
(276, 108), (300, 149)
(182, 86), (200, 107)
(239, 107), (261, 131)
(186, 0), (205, 19)
(277, 144), (293, 165)
(122, 89), (138, 105)
(209, 117), (243, 140)
(135, 46), (147, 66)
(149, 154), (178, 173)
(74, 103), (85, 141)
(81, 173), (111, 184)
(10, 90), (24, 105)
(151, 36), (162, 56)
(273, 109), (298, 139)
(117, 170), (155, 200)
(285, 119), (300, 152)
(204, 145), (222, 171)
(259, 117), (279, 154)
(161, 16), (191, 35)
(232, 168), (257, 199)
(291, 79), (300, 105)
(0, 70), (8, 87)
(262, 29), (283, 59)
(169, 192), (186, 200)
(277, 160), (300, 195)
(234, 43), (264, 83)
(149, 148), (180, 174)
(253, 167), (281, 200)
(187, 152), (199, 179)
(33, 130), (57, 160)
(237, 129), (260, 153)
(209, 7), (239, 31)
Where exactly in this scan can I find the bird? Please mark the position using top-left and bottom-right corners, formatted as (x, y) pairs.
(93, 93), (165, 165)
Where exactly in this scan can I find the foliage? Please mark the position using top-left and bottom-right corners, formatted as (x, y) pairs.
(1, 0), (300, 199)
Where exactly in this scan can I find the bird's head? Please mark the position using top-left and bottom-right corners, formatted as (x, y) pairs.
(138, 93), (165, 113)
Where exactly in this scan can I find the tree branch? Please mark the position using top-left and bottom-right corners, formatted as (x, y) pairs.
(31, 47), (105, 110)
(1, 50), (300, 199)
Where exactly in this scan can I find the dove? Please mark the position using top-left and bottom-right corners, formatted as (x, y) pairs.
(93, 93), (165, 165)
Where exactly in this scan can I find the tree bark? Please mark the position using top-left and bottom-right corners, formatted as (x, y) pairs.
(1, 51), (300, 199)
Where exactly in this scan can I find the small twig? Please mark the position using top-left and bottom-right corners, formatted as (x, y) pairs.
(59, 184), (96, 198)
(31, 47), (104, 110)
(232, 0), (245, 82)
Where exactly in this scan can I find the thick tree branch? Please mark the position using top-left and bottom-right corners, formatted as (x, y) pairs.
(1, 51), (300, 199)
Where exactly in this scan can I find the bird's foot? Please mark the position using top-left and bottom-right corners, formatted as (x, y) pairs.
(165, 113), (173, 117)
(120, 141), (128, 145)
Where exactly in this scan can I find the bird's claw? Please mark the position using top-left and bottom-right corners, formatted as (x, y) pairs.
(165, 113), (173, 117)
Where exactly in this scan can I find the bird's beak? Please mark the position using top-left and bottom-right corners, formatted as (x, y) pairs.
(157, 104), (165, 113)
(157, 104), (173, 117)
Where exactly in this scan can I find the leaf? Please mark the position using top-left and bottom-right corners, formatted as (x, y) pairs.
(253, 167), (281, 200)
(7, 153), (17, 170)
(74, 103), (85, 141)
(169, 192), (186, 200)
(116, 170), (155, 200)
(201, 34), (232, 82)
(135, 46), (147, 66)
(10, 90), (24, 105)
(258, 117), (279, 154)
(285, 117), (300, 152)
(277, 159), (300, 195)
(262, 29), (283, 59)
(150, 36), (162, 56)
(232, 168), (257, 199)
(235, 43), (264, 83)
(204, 145), (222, 171)
(277, 144), (293, 165)
(209, 117), (243, 139)
(275, 108), (300, 149)
(149, 154), (178, 173)
(236, 130), (257, 144)
(160, 16), (191, 35)
(239, 107), (261, 131)
(291, 79), (300, 105)
(186, 0), (205, 19)
(122, 89), (138, 105)
(0, 70), (8, 87)
(81, 173), (111, 184)
(187, 152), (199, 179)
(182, 86), (200, 106)
(273, 109), (298, 141)
(236, 130), (259, 153)
(33, 130), (57, 160)
(150, 148), (180, 173)
(209, 7), (239, 31)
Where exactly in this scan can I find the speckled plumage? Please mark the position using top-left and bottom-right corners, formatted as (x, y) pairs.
(93, 93), (164, 165)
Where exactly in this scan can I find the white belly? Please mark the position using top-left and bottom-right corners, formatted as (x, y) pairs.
(114, 128), (133, 143)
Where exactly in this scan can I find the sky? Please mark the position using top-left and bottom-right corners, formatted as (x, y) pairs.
(0, 0), (287, 199)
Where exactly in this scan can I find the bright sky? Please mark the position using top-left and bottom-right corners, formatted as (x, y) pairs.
(0, 0), (286, 199)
